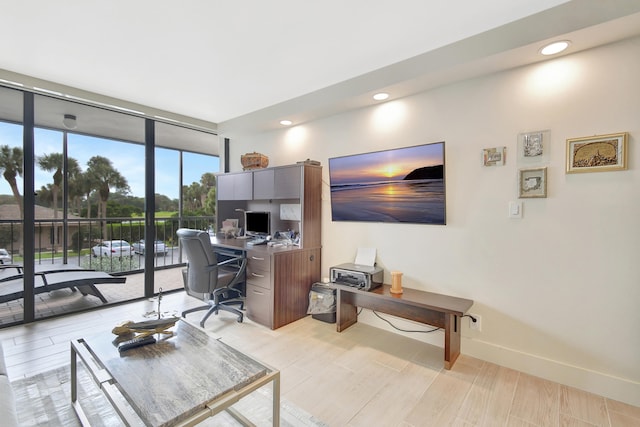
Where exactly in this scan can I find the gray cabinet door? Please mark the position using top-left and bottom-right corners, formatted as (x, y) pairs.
(217, 173), (253, 200)
(252, 169), (275, 200)
(274, 166), (301, 199)
(217, 174), (234, 200)
(252, 166), (300, 199)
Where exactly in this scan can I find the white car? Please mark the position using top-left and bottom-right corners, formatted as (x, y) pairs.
(0, 248), (11, 264)
(91, 240), (133, 257)
(131, 240), (167, 255)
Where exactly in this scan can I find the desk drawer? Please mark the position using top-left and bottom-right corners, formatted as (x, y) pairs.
(247, 251), (271, 289)
(246, 284), (273, 328)
(247, 251), (270, 271)
(247, 268), (271, 289)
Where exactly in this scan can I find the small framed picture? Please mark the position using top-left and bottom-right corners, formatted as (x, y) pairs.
(483, 146), (506, 166)
(566, 132), (628, 173)
(517, 130), (550, 164)
(519, 167), (547, 198)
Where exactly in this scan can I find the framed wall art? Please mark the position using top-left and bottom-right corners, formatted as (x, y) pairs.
(328, 141), (446, 225)
(517, 130), (550, 164)
(482, 146), (506, 166)
(566, 132), (628, 173)
(519, 167), (547, 198)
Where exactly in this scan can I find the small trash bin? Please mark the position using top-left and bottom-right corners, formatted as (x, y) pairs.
(308, 283), (336, 323)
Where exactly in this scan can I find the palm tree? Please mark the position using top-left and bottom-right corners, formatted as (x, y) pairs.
(76, 171), (95, 219)
(200, 172), (216, 210)
(35, 184), (56, 209)
(37, 153), (64, 246)
(37, 153), (83, 247)
(0, 145), (24, 253)
(65, 158), (83, 215)
(204, 187), (216, 216)
(182, 182), (202, 213)
(85, 156), (130, 238)
(0, 145), (24, 220)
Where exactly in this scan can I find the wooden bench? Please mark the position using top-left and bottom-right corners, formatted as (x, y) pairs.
(335, 284), (473, 369)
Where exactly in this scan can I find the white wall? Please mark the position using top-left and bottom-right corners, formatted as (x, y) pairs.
(224, 36), (640, 406)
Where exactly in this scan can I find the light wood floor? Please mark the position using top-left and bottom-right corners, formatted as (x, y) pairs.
(0, 291), (638, 427)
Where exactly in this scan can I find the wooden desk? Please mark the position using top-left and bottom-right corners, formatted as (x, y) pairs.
(210, 236), (321, 330)
(335, 284), (473, 370)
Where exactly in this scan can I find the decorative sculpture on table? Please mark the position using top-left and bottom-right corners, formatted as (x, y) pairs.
(112, 288), (179, 339)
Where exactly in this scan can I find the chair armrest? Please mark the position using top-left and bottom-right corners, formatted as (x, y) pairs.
(203, 255), (244, 274)
(217, 256), (244, 267)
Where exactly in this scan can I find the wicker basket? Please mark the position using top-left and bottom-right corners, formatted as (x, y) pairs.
(241, 152), (269, 170)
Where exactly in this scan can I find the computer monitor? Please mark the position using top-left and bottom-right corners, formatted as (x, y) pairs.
(244, 211), (270, 236)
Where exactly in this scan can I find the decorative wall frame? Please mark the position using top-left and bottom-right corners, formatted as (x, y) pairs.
(519, 167), (547, 198)
(566, 132), (628, 173)
(517, 130), (550, 164)
(328, 141), (446, 225)
(482, 146), (506, 166)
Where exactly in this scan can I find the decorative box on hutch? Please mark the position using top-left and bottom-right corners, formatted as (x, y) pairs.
(241, 152), (269, 170)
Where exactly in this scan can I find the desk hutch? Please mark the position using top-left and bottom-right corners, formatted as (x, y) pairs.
(214, 163), (322, 329)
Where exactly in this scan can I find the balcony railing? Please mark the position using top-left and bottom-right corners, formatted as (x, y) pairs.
(0, 216), (215, 273)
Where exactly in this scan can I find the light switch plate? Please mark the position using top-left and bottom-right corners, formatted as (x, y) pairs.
(509, 201), (522, 219)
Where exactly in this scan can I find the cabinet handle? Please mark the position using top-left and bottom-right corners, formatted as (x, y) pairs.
(251, 256), (265, 261)
(252, 289), (265, 295)
(251, 273), (265, 278)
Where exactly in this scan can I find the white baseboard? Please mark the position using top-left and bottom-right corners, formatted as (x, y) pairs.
(357, 312), (639, 408)
(462, 337), (640, 408)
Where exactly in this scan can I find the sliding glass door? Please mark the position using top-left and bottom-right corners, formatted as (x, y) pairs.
(0, 87), (220, 326)
(0, 86), (24, 325)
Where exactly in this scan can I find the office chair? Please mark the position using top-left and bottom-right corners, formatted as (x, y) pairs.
(177, 228), (247, 326)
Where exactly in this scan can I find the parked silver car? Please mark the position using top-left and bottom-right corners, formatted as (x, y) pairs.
(0, 248), (11, 264)
(131, 239), (167, 255)
(91, 240), (133, 257)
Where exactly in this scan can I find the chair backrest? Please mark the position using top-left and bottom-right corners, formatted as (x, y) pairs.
(177, 228), (220, 293)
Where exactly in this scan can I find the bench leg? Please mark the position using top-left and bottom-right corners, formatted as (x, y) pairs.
(444, 313), (461, 370)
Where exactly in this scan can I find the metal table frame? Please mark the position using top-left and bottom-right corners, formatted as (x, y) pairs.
(70, 336), (280, 426)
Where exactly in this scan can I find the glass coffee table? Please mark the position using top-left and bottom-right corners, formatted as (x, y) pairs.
(70, 320), (280, 426)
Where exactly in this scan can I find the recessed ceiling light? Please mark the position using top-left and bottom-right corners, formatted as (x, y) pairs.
(280, 120), (292, 126)
(373, 92), (389, 101)
(540, 40), (570, 56)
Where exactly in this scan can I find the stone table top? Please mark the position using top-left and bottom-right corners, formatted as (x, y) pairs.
(83, 320), (268, 426)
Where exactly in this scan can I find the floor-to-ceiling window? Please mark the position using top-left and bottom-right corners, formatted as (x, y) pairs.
(0, 87), (220, 326)
(0, 86), (24, 323)
(182, 150), (220, 229)
(154, 123), (219, 296)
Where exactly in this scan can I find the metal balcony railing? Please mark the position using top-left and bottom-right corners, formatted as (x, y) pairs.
(0, 216), (215, 274)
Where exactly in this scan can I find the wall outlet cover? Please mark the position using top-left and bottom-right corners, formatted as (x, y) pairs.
(469, 313), (482, 331)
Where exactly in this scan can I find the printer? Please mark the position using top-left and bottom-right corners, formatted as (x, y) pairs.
(330, 263), (383, 291)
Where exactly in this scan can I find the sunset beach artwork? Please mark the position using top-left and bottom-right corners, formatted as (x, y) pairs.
(329, 142), (446, 225)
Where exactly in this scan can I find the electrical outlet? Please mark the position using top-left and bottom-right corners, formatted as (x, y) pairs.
(469, 314), (482, 332)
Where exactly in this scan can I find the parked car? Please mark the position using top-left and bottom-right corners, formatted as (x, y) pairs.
(0, 248), (11, 264)
(131, 239), (167, 256)
(91, 240), (133, 257)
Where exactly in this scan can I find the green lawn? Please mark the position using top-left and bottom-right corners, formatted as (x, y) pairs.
(14, 249), (92, 263)
(131, 211), (177, 218)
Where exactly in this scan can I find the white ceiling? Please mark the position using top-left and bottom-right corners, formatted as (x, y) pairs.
(1, 0), (640, 142)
